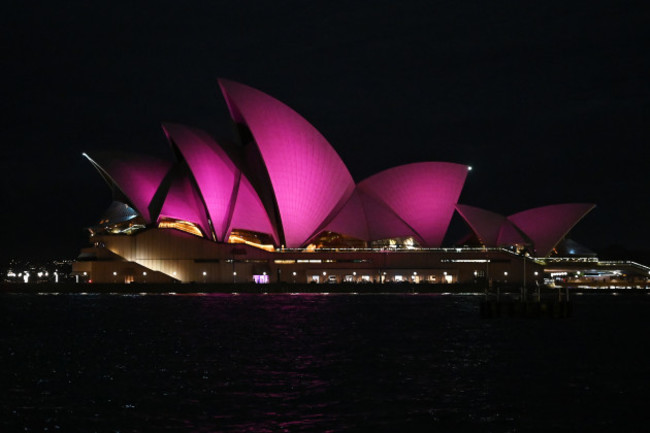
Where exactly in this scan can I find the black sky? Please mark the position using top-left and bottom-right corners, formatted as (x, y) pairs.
(2, 0), (649, 263)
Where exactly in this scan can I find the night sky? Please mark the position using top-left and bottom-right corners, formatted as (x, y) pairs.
(2, 0), (649, 263)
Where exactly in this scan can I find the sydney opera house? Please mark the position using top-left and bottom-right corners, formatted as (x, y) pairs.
(73, 79), (600, 285)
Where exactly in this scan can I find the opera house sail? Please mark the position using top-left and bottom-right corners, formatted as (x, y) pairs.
(73, 80), (595, 285)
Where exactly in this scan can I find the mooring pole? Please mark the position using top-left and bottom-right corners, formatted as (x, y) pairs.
(523, 256), (526, 302)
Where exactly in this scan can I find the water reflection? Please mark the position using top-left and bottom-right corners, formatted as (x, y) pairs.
(2, 293), (650, 431)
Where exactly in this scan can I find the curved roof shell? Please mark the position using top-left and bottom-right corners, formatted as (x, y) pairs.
(158, 165), (211, 237)
(497, 219), (528, 246)
(359, 191), (419, 242)
(507, 203), (595, 257)
(218, 79), (355, 247)
(455, 204), (527, 247)
(455, 204), (505, 246)
(227, 173), (279, 244)
(83, 152), (171, 223)
(320, 189), (419, 242)
(320, 190), (371, 241)
(162, 123), (240, 241)
(358, 162), (469, 247)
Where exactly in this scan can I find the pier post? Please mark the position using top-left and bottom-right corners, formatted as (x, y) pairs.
(523, 255), (526, 301)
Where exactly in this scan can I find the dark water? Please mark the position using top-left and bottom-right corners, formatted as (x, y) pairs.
(2, 292), (650, 432)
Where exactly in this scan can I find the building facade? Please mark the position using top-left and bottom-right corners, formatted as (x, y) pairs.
(73, 80), (596, 285)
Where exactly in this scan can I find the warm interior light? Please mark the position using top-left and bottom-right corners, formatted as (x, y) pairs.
(158, 219), (204, 237)
(227, 231), (275, 252)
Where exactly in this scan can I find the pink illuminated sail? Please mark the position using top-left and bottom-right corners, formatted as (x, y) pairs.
(162, 123), (239, 241)
(455, 204), (505, 246)
(158, 169), (211, 236)
(508, 203), (595, 257)
(321, 190), (371, 241)
(83, 152), (171, 223)
(227, 174), (279, 244)
(455, 204), (527, 247)
(359, 191), (418, 242)
(218, 79), (355, 247)
(358, 162), (469, 247)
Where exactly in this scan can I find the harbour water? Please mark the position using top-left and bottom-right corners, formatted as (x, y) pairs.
(2, 291), (650, 431)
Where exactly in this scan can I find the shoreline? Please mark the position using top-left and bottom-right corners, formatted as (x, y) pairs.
(2, 282), (648, 295)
